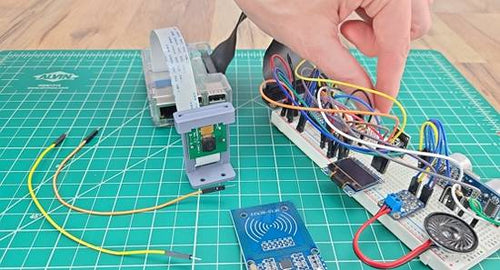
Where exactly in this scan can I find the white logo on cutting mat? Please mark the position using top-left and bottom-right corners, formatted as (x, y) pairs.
(34, 71), (78, 82)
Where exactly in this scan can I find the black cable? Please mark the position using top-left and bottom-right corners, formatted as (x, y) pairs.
(349, 89), (373, 108)
(345, 89), (373, 123)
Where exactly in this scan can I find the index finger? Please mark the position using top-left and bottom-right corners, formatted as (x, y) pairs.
(371, 0), (412, 113)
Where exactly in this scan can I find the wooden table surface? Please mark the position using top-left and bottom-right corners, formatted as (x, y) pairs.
(1, 0), (499, 110)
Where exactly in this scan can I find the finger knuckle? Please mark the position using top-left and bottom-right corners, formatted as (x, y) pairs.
(412, 19), (432, 39)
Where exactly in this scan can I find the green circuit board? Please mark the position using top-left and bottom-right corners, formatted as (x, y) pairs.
(188, 123), (227, 159)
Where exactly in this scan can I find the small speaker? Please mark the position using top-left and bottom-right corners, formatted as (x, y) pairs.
(424, 212), (478, 253)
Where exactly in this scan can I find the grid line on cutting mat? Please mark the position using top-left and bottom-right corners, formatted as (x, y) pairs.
(0, 49), (498, 270)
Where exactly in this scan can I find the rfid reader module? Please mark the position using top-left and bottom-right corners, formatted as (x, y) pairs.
(231, 201), (327, 270)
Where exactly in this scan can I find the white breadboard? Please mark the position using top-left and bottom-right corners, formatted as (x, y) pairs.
(271, 111), (500, 270)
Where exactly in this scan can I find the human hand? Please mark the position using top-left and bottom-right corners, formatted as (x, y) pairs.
(235, 0), (432, 113)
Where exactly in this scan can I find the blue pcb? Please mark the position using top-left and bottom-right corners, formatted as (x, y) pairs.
(382, 190), (425, 220)
(458, 172), (500, 220)
(439, 168), (500, 219)
(231, 201), (326, 270)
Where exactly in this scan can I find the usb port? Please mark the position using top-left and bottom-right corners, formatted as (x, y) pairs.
(208, 94), (226, 104)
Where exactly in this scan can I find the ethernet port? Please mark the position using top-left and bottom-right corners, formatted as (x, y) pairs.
(208, 94), (226, 104)
(159, 105), (177, 119)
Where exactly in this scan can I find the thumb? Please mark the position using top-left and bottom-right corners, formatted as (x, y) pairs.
(340, 20), (377, 57)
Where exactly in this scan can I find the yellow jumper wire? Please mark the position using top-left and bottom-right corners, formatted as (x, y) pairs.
(417, 121), (440, 182)
(27, 133), (212, 260)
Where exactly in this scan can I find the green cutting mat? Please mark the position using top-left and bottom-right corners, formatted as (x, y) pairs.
(0, 50), (498, 270)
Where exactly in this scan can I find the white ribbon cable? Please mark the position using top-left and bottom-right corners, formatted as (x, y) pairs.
(150, 27), (199, 111)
